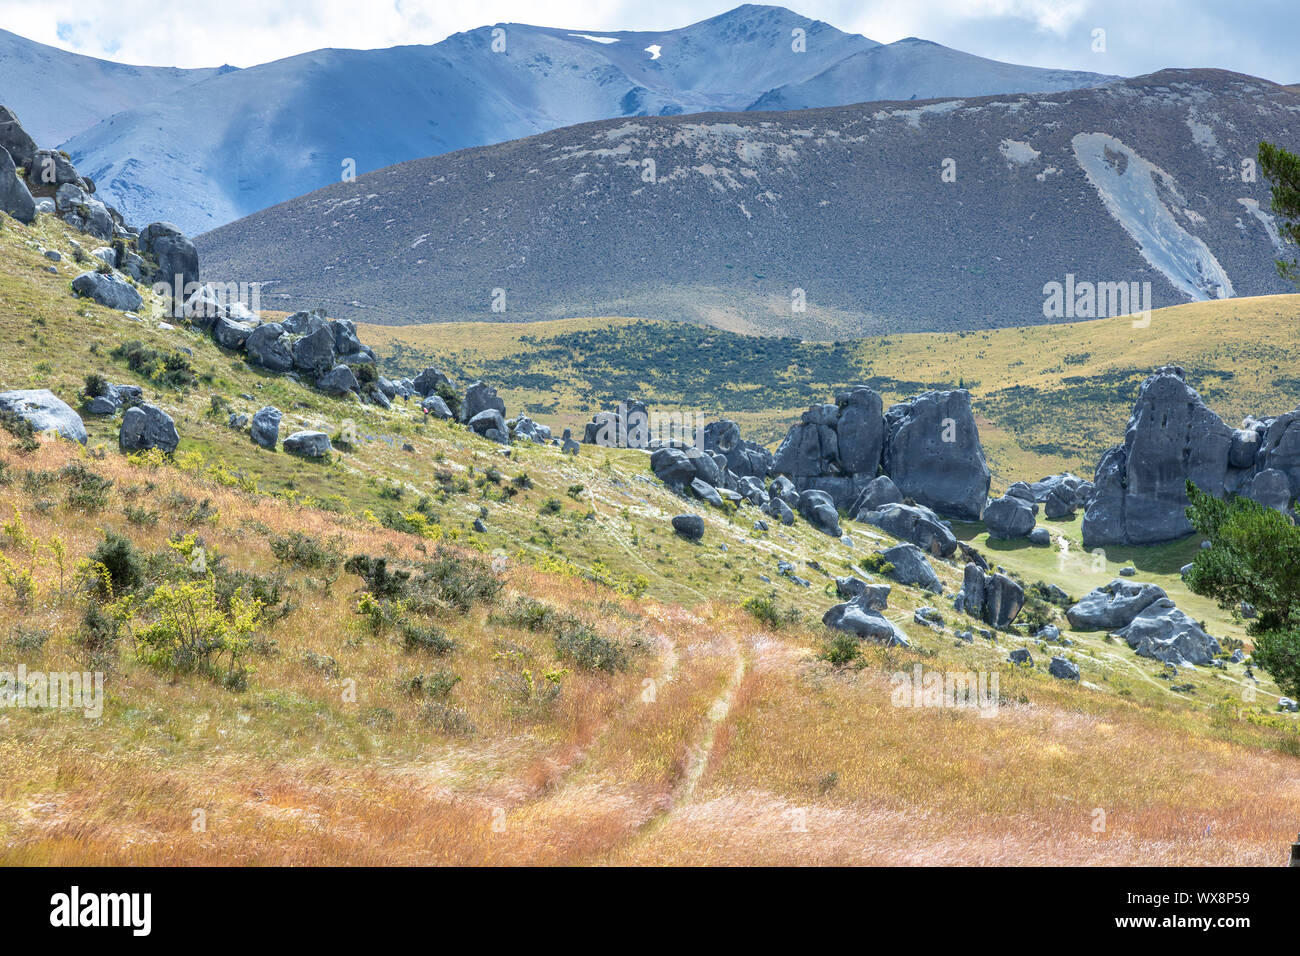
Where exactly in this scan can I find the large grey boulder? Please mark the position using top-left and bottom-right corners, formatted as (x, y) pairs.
(316, 364), (360, 397)
(1049, 657), (1081, 681)
(764, 496), (796, 525)
(849, 475), (903, 515)
(0, 388), (86, 443)
(0, 107), (37, 170)
(250, 406), (281, 449)
(954, 563), (1024, 629)
(467, 408), (509, 443)
(882, 389), (990, 520)
(283, 431), (332, 458)
(421, 394), (454, 420)
(703, 419), (772, 478)
(412, 366), (451, 396)
(823, 593), (909, 647)
(671, 514), (704, 541)
(878, 543), (942, 594)
(1066, 579), (1167, 631)
(835, 577), (890, 609)
(797, 488), (842, 537)
(769, 389), (886, 511)
(691, 478), (724, 508)
(0, 145), (35, 224)
(1114, 599), (1221, 667)
(292, 324), (337, 376)
(212, 315), (254, 350)
(71, 271), (143, 312)
(85, 383), (142, 416)
(858, 502), (957, 557)
(650, 446), (700, 490)
(26, 148), (85, 191)
(245, 323), (294, 372)
(462, 381), (506, 424)
(142, 223), (199, 311)
(1082, 368), (1234, 548)
(510, 415), (551, 444)
(119, 403), (179, 454)
(584, 399), (650, 447)
(983, 495), (1037, 539)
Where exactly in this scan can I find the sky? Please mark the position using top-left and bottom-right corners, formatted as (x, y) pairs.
(0, 0), (1295, 84)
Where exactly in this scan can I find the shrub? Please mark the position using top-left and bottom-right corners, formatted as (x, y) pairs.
(402, 669), (461, 700)
(110, 339), (196, 389)
(821, 632), (862, 666)
(743, 594), (782, 629)
(83, 373), (109, 399)
(125, 578), (260, 683)
(553, 621), (627, 672)
(434, 381), (461, 419)
(416, 547), (502, 612)
(344, 554), (411, 599)
(270, 530), (343, 570)
(401, 621), (455, 655)
(84, 531), (146, 597)
(60, 461), (113, 511)
(859, 554), (895, 576)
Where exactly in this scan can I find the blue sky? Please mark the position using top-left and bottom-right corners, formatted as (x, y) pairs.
(3, 1), (1296, 83)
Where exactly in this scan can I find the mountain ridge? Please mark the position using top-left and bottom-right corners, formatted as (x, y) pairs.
(195, 67), (1297, 337)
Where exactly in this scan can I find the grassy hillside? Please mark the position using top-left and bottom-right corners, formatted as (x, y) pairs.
(363, 295), (1300, 481)
(1, 211), (1298, 865)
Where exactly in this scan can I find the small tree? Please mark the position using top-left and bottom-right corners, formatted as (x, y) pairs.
(1258, 141), (1300, 285)
(1183, 482), (1300, 698)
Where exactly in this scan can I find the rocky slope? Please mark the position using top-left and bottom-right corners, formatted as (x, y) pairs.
(196, 69), (1299, 335)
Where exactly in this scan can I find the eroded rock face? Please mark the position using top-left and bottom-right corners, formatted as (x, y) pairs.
(119, 403), (179, 454)
(462, 381), (506, 424)
(0, 145), (35, 224)
(1066, 579), (1167, 631)
(0, 388), (86, 443)
(1078, 366), (1294, 547)
(882, 389), (990, 521)
(955, 563), (1023, 629)
(823, 593), (909, 646)
(0, 107), (37, 170)
(858, 502), (957, 557)
(984, 495), (1036, 539)
(703, 419), (772, 478)
(1115, 599), (1221, 667)
(1083, 368), (1233, 547)
(770, 388), (886, 510)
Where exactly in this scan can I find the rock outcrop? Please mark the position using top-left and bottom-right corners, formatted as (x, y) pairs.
(1066, 579), (1167, 631)
(1082, 366), (1300, 547)
(119, 403), (179, 454)
(0, 389), (86, 443)
(954, 563), (1024, 628)
(881, 389), (990, 520)
(1114, 599), (1221, 667)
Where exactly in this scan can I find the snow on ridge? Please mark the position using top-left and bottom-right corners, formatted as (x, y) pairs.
(568, 33), (619, 44)
(1072, 131), (1234, 301)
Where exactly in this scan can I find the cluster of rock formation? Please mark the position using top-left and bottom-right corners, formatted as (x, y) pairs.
(1082, 366), (1299, 547)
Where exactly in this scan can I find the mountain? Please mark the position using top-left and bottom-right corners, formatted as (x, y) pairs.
(196, 69), (1299, 336)
(747, 36), (1113, 110)
(52, 4), (1113, 233)
(0, 27), (232, 147)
